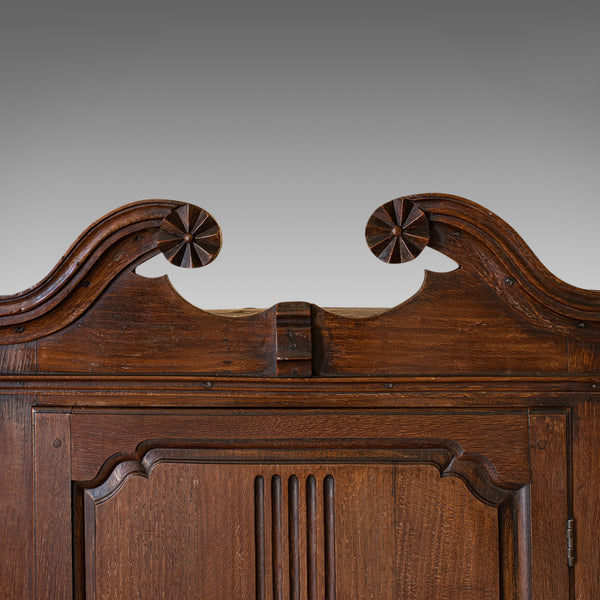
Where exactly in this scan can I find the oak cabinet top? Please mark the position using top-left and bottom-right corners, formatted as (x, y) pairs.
(1, 194), (599, 382)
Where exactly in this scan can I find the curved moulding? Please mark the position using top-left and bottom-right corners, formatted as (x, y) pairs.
(77, 437), (523, 510)
(366, 193), (600, 340)
(1, 193), (600, 345)
(0, 200), (222, 344)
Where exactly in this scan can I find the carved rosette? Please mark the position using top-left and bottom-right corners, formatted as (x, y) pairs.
(365, 198), (430, 263)
(157, 204), (222, 268)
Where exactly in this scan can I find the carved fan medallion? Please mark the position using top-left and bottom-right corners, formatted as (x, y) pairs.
(157, 204), (222, 268)
(366, 198), (430, 263)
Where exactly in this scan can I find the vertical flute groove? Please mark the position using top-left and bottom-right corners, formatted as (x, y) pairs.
(288, 475), (300, 600)
(271, 475), (283, 600)
(306, 475), (318, 600)
(254, 476), (265, 600)
(324, 475), (336, 600)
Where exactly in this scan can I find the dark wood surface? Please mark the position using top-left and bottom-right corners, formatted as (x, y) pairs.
(0, 396), (34, 599)
(1, 194), (599, 598)
(572, 400), (600, 598)
(528, 412), (570, 598)
(33, 410), (72, 600)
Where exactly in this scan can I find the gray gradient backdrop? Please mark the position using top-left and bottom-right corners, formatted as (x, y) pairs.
(1, 1), (599, 308)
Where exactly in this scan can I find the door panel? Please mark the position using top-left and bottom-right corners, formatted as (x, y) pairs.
(395, 465), (500, 599)
(91, 462), (256, 600)
(77, 450), (525, 599)
(33, 408), (570, 599)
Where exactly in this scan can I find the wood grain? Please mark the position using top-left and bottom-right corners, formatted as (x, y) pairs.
(334, 466), (395, 599)
(395, 465), (500, 599)
(528, 411), (569, 599)
(306, 475), (318, 600)
(33, 409), (72, 599)
(413, 193), (600, 341)
(1, 195), (598, 597)
(573, 400), (600, 599)
(35, 268), (573, 377)
(89, 462), (256, 600)
(271, 474), (283, 600)
(323, 474), (335, 600)
(0, 200), (184, 344)
(0, 342), (36, 373)
(254, 475), (266, 600)
(37, 271), (277, 375)
(288, 474), (300, 600)
(313, 269), (568, 376)
(569, 339), (600, 374)
(275, 302), (312, 377)
(0, 396), (34, 599)
(77, 455), (524, 600)
(70, 410), (531, 484)
(5, 194), (600, 344)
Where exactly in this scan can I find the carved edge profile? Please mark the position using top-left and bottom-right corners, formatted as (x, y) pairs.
(0, 200), (221, 344)
(74, 440), (531, 598)
(4, 194), (597, 345)
(75, 438), (523, 508)
(74, 439), (531, 598)
(367, 193), (600, 341)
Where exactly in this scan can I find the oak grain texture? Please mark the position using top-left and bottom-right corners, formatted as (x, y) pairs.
(69, 410), (531, 484)
(569, 339), (600, 374)
(413, 193), (600, 341)
(313, 269), (568, 376)
(0, 396), (34, 599)
(77, 457), (521, 600)
(2, 194), (599, 598)
(90, 462), (256, 600)
(275, 302), (312, 377)
(0, 341), (36, 373)
(573, 400), (600, 599)
(33, 410), (72, 599)
(37, 271), (276, 375)
(0, 200), (185, 344)
(4, 193), (600, 344)
(528, 411), (570, 599)
(394, 464), (500, 599)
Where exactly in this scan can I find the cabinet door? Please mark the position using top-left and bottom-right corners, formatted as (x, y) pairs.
(33, 409), (570, 599)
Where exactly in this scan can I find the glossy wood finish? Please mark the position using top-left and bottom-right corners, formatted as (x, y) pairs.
(1, 194), (599, 598)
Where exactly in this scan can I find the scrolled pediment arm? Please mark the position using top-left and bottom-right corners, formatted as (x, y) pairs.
(367, 193), (600, 340)
(0, 199), (220, 343)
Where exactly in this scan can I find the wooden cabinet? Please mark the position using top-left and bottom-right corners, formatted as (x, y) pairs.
(1, 195), (599, 598)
